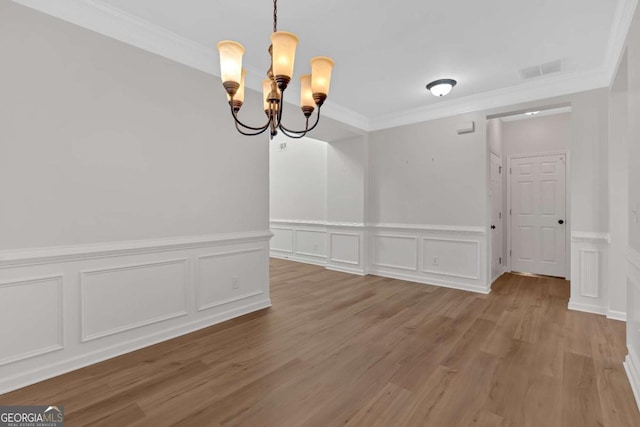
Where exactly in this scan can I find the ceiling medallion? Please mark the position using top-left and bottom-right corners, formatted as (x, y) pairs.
(217, 0), (334, 139)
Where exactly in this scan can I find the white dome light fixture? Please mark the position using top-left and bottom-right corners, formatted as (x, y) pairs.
(426, 79), (457, 97)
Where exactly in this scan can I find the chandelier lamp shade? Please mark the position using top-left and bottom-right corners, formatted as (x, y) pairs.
(216, 0), (334, 139)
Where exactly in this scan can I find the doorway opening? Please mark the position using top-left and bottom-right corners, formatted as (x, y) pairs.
(487, 106), (572, 283)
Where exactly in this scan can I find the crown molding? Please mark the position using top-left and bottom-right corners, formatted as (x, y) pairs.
(368, 68), (610, 131)
(604, 0), (638, 86)
(11, 0), (371, 132)
(12, 0), (217, 74)
(11, 0), (636, 133)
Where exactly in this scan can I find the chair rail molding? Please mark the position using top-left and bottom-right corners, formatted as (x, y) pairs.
(0, 230), (272, 395)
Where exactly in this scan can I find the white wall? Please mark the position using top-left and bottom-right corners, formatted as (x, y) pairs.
(0, 1), (271, 393)
(327, 136), (366, 224)
(270, 136), (327, 221)
(623, 1), (640, 412)
(487, 118), (503, 157)
(609, 53), (630, 319)
(367, 114), (490, 292)
(570, 91), (610, 234)
(502, 113), (571, 156)
(269, 134), (368, 274)
(369, 113), (488, 227)
(0, 3), (270, 250)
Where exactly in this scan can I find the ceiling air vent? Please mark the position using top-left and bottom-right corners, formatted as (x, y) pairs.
(519, 60), (563, 80)
(540, 60), (562, 75)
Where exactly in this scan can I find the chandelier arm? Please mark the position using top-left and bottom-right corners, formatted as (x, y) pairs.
(279, 127), (308, 139)
(234, 119), (270, 136)
(279, 107), (322, 134)
(276, 86), (286, 126)
(275, 86), (321, 135)
(229, 103), (272, 132)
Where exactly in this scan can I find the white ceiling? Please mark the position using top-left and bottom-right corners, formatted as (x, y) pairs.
(14, 0), (633, 129)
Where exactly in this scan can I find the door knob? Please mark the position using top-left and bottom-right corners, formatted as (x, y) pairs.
(491, 225), (496, 229)
(558, 219), (565, 225)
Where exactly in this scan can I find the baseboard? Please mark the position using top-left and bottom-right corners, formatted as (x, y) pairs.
(624, 346), (640, 412)
(326, 264), (366, 276)
(606, 309), (627, 322)
(567, 300), (608, 316)
(369, 268), (490, 295)
(269, 252), (366, 276)
(0, 298), (271, 395)
(567, 300), (627, 321)
(269, 252), (327, 267)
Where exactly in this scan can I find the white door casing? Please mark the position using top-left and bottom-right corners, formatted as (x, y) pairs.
(490, 152), (503, 282)
(509, 152), (567, 277)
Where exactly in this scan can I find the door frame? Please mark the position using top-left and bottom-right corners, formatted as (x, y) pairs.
(506, 150), (571, 279)
(489, 151), (503, 283)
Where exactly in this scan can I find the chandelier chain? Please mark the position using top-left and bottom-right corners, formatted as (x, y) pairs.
(273, 0), (278, 32)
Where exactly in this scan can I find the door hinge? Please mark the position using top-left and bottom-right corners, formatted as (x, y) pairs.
(509, 168), (512, 174)
(509, 209), (512, 215)
(510, 249), (512, 256)
(499, 212), (502, 219)
(499, 166), (502, 174)
(499, 257), (502, 264)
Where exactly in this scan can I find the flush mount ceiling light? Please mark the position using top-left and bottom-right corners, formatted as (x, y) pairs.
(426, 79), (457, 97)
(217, 0), (334, 139)
(525, 111), (540, 116)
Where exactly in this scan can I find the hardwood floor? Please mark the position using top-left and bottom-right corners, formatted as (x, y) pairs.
(2, 258), (639, 426)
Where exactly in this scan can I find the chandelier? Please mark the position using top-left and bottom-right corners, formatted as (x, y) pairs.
(216, 0), (334, 139)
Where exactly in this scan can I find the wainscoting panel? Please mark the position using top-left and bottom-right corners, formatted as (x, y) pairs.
(196, 248), (265, 312)
(270, 227), (294, 253)
(0, 276), (63, 366)
(625, 247), (640, 412)
(326, 226), (365, 275)
(269, 220), (365, 272)
(579, 249), (599, 298)
(421, 238), (480, 280)
(371, 235), (418, 271)
(270, 220), (489, 291)
(329, 233), (360, 266)
(269, 220), (329, 266)
(295, 230), (326, 259)
(368, 224), (489, 294)
(0, 231), (271, 394)
(81, 259), (188, 342)
(569, 232), (609, 316)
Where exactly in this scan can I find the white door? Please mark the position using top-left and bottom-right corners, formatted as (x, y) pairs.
(490, 153), (503, 282)
(510, 153), (566, 277)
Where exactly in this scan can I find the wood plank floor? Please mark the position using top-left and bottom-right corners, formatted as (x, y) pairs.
(2, 258), (639, 426)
